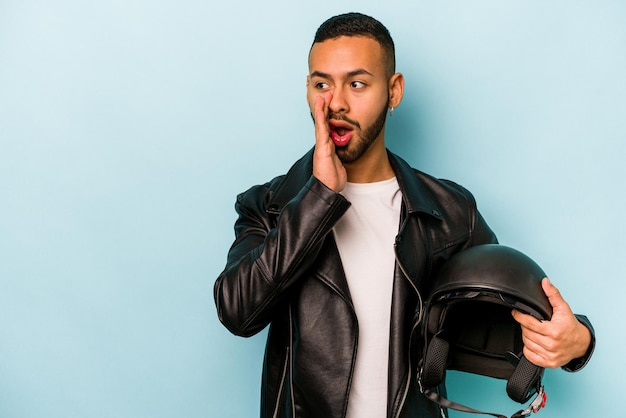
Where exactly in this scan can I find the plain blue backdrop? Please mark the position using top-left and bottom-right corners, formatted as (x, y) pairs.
(1, 1), (623, 417)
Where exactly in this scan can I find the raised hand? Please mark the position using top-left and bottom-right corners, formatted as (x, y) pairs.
(312, 94), (347, 193)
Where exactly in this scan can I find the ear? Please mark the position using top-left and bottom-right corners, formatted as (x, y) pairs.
(388, 72), (405, 109)
(306, 75), (313, 109)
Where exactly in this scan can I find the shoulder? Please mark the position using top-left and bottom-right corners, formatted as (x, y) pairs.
(235, 149), (315, 213)
(389, 151), (478, 215)
(389, 152), (497, 245)
(419, 171), (478, 209)
(234, 174), (286, 215)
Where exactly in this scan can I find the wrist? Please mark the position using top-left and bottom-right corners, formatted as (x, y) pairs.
(573, 321), (592, 360)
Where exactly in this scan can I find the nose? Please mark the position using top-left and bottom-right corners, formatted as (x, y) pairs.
(328, 86), (348, 114)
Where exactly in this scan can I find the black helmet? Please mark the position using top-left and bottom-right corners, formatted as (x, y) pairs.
(419, 244), (551, 417)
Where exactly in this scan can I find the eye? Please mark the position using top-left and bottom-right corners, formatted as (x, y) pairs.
(350, 81), (366, 89)
(315, 81), (330, 89)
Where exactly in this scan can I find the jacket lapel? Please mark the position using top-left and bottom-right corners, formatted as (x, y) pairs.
(388, 152), (442, 290)
(387, 153), (444, 417)
(311, 235), (354, 307)
(388, 152), (443, 220)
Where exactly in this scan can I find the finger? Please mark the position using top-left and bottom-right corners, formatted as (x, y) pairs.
(542, 277), (560, 301)
(512, 309), (541, 330)
(518, 321), (556, 367)
(518, 318), (548, 346)
(513, 310), (554, 342)
(522, 343), (551, 368)
(522, 333), (564, 369)
(542, 277), (571, 316)
(313, 94), (332, 145)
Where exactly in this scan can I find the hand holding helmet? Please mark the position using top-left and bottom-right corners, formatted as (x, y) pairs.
(419, 244), (593, 418)
(512, 278), (592, 369)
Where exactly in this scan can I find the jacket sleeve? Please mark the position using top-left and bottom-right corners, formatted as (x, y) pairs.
(469, 206), (499, 247)
(461, 183), (498, 247)
(214, 176), (351, 337)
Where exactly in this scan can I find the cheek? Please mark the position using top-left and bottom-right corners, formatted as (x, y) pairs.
(372, 90), (390, 114)
(355, 92), (388, 119)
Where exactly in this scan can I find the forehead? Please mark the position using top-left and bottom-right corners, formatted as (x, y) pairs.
(308, 36), (385, 76)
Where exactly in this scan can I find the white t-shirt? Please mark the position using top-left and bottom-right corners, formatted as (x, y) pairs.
(333, 177), (402, 418)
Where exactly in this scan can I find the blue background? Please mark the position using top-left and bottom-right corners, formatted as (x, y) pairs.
(1, 1), (623, 417)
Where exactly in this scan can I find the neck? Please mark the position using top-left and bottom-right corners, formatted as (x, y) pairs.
(344, 139), (394, 183)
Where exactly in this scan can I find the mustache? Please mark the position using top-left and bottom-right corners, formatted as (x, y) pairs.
(309, 112), (361, 130)
(328, 113), (361, 130)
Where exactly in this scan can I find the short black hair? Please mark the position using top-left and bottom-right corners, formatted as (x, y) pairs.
(311, 12), (396, 75)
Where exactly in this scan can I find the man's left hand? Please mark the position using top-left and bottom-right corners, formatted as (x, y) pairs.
(512, 278), (592, 368)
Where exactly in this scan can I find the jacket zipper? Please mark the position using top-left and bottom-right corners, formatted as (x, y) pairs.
(273, 305), (295, 418)
(394, 250), (447, 418)
(289, 305), (295, 416)
(392, 242), (424, 418)
(272, 346), (290, 418)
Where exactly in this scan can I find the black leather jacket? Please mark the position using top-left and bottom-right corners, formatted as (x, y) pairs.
(214, 149), (588, 417)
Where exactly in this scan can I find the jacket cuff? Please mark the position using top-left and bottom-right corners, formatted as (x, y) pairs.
(306, 175), (349, 207)
(562, 314), (595, 372)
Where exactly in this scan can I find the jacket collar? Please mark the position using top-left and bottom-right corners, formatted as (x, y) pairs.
(388, 151), (443, 220)
(268, 147), (443, 221)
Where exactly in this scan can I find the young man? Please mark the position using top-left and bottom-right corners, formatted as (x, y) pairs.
(214, 13), (594, 418)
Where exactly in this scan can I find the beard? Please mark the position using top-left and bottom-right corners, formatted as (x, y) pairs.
(309, 99), (390, 164)
(333, 102), (388, 164)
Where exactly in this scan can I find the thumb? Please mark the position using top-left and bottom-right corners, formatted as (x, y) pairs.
(542, 277), (570, 316)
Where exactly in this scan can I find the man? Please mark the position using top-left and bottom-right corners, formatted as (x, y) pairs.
(214, 12), (594, 418)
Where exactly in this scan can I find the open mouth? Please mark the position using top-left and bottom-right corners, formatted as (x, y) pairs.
(329, 120), (354, 147)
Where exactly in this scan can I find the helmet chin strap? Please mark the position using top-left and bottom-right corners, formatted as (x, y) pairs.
(420, 383), (547, 418)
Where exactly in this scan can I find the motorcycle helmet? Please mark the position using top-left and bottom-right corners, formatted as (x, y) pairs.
(419, 244), (552, 417)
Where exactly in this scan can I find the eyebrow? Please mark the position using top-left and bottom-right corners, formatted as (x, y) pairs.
(310, 69), (374, 79)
